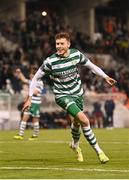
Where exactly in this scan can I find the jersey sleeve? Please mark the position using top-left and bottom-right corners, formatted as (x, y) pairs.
(78, 50), (108, 78)
(40, 57), (51, 74)
(29, 68), (45, 97)
(79, 51), (89, 66)
(36, 80), (44, 90)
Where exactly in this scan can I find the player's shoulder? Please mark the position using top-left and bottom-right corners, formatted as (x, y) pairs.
(42, 54), (55, 66)
(45, 53), (58, 65)
(49, 53), (57, 59)
(70, 48), (79, 54)
(70, 48), (82, 56)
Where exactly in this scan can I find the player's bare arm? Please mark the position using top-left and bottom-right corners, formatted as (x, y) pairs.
(22, 96), (32, 111)
(15, 68), (29, 84)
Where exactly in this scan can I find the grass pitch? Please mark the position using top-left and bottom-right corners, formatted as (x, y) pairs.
(0, 128), (129, 179)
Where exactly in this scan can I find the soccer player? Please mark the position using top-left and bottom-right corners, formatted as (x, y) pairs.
(14, 68), (43, 140)
(22, 32), (116, 163)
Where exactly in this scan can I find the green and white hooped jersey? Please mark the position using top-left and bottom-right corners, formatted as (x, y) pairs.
(40, 48), (89, 98)
(29, 80), (43, 104)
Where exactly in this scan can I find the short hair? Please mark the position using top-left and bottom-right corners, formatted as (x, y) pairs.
(55, 32), (70, 42)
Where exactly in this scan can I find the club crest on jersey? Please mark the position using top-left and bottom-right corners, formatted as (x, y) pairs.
(72, 60), (77, 66)
(64, 98), (69, 104)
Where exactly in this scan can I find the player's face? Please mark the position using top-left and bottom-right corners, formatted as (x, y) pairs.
(56, 38), (70, 57)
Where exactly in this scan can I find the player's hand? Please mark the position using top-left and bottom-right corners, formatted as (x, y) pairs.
(14, 68), (22, 78)
(105, 76), (117, 86)
(33, 88), (41, 96)
(16, 68), (21, 73)
(15, 68), (22, 75)
(22, 96), (32, 112)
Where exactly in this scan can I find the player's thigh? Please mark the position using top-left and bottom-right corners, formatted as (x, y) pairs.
(74, 96), (84, 111)
(31, 103), (40, 118)
(22, 113), (31, 122)
(32, 117), (39, 123)
(56, 96), (82, 117)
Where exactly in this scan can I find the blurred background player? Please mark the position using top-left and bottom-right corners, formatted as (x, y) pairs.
(14, 68), (43, 140)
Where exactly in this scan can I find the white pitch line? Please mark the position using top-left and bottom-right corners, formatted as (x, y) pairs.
(0, 140), (129, 144)
(0, 166), (129, 173)
(0, 140), (69, 144)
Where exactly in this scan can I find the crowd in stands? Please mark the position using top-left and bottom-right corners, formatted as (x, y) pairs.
(39, 110), (71, 129)
(0, 11), (129, 128)
(101, 17), (129, 62)
(0, 11), (129, 97)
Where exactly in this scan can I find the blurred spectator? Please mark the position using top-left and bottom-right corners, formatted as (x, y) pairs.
(92, 102), (104, 128)
(124, 97), (129, 110)
(104, 98), (115, 128)
(5, 79), (14, 95)
(53, 111), (70, 128)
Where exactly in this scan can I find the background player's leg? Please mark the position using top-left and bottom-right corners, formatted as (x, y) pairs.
(14, 114), (30, 140)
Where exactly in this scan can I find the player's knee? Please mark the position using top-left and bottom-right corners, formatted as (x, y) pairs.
(75, 111), (90, 126)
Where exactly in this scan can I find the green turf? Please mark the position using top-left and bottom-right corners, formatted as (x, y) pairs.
(0, 128), (129, 179)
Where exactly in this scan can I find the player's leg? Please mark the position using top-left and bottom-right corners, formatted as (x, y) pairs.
(68, 97), (83, 151)
(70, 119), (81, 148)
(75, 111), (109, 163)
(70, 118), (83, 162)
(28, 117), (39, 140)
(56, 97), (83, 161)
(14, 113), (30, 140)
(59, 96), (109, 163)
(28, 103), (40, 140)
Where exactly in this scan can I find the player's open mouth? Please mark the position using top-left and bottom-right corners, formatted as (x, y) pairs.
(57, 49), (64, 54)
